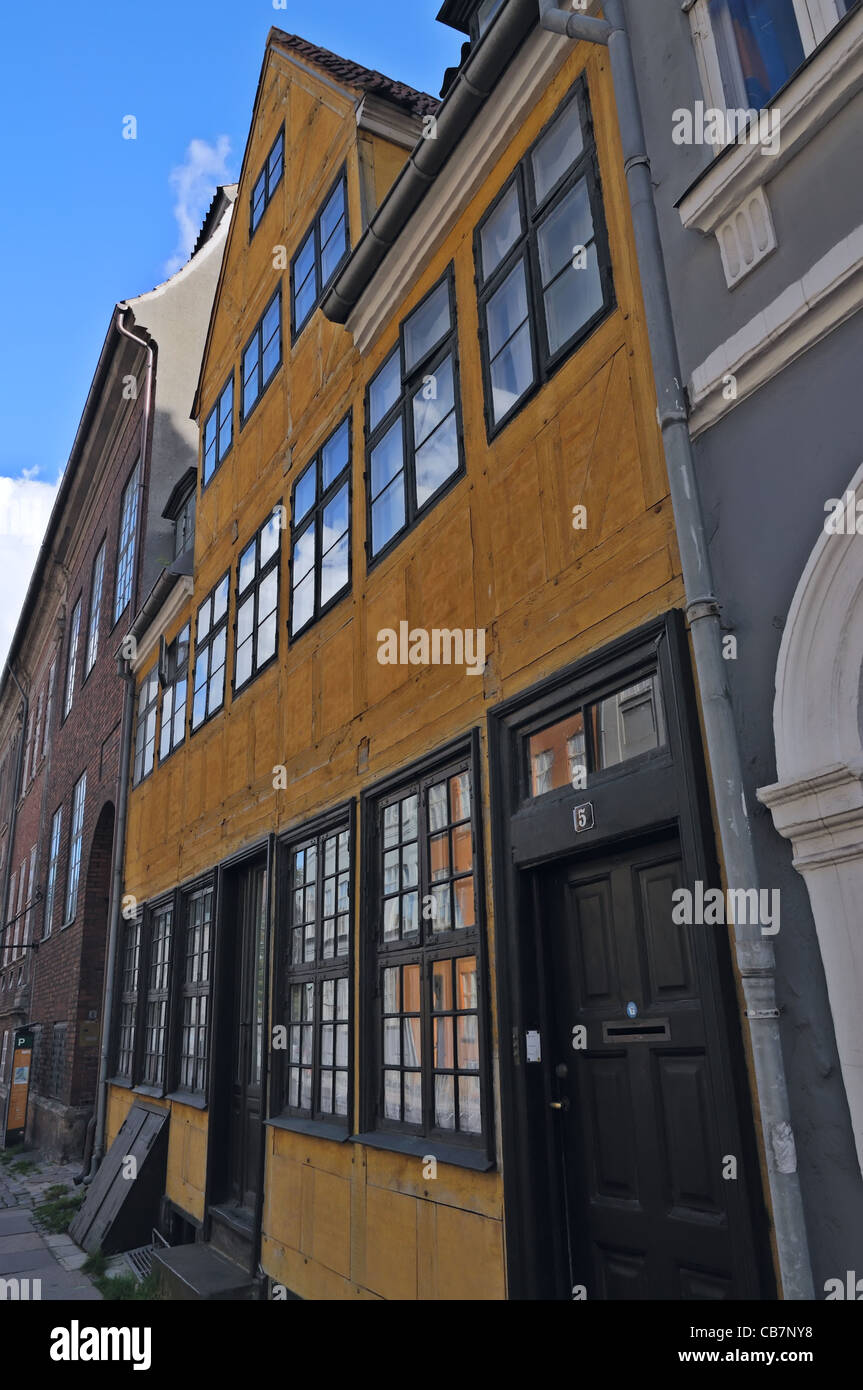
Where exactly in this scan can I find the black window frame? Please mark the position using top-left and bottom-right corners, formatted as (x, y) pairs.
(364, 264), (465, 569)
(190, 572), (230, 734)
(474, 76), (615, 442)
(158, 623), (191, 765)
(249, 126), (285, 239)
(271, 802), (355, 1140)
(289, 166), (350, 342)
(112, 906), (143, 1085)
(289, 413), (352, 641)
(240, 287), (283, 427)
(133, 665), (159, 787)
(358, 732), (494, 1170)
(202, 372), (234, 488)
(137, 896), (175, 1096)
(232, 509), (282, 697)
(173, 880), (215, 1101)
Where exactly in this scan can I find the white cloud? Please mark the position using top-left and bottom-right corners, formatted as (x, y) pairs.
(164, 136), (233, 275)
(0, 474), (60, 671)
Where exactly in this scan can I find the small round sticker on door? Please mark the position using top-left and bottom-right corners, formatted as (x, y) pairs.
(626, 1001), (638, 1019)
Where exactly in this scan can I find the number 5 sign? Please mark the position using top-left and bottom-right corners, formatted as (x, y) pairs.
(573, 802), (595, 833)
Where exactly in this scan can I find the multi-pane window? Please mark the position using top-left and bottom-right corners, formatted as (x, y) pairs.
(64, 772), (86, 925)
(172, 488), (196, 560)
(43, 807), (62, 938)
(191, 574), (229, 731)
(366, 268), (463, 561)
(291, 171), (350, 338)
(114, 462), (140, 623)
(369, 753), (484, 1142)
(241, 289), (282, 421)
(24, 845), (37, 946)
(290, 416), (351, 637)
(30, 687), (44, 780)
(178, 886), (213, 1095)
(63, 598), (82, 719)
(85, 540), (106, 675)
(133, 667), (158, 785)
(115, 912), (142, 1081)
(475, 82), (613, 434)
(159, 624), (190, 762)
(280, 818), (351, 1122)
(526, 671), (666, 799)
(142, 903), (173, 1089)
(202, 375), (234, 486)
(43, 659), (56, 756)
(250, 128), (284, 235)
(234, 511), (281, 692)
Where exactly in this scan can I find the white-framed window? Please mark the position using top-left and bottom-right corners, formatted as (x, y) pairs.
(64, 771), (86, 925)
(63, 597), (82, 720)
(86, 540), (107, 675)
(114, 461), (140, 623)
(44, 806), (62, 938)
(689, 0), (853, 118)
(24, 845), (37, 947)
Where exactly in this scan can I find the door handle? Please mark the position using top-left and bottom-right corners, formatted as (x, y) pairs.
(549, 1099), (569, 1112)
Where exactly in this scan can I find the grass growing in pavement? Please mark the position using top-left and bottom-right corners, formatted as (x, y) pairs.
(83, 1249), (108, 1278)
(32, 1185), (85, 1234)
(0, 1144), (26, 1166)
(8, 1159), (37, 1174)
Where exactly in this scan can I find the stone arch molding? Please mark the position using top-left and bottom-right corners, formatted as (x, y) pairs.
(758, 458), (863, 1178)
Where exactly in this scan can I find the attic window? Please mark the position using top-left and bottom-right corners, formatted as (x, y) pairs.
(290, 169), (350, 340)
(250, 129), (284, 236)
(162, 468), (198, 561)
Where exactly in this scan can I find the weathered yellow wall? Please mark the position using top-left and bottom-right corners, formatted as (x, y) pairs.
(123, 38), (682, 1299)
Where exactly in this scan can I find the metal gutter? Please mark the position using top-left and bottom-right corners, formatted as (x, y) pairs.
(539, 0), (813, 1298)
(322, 0), (538, 324)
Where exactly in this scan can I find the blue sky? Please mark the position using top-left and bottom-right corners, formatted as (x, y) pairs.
(0, 0), (462, 663)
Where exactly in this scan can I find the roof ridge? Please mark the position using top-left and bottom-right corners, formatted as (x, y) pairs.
(269, 27), (439, 116)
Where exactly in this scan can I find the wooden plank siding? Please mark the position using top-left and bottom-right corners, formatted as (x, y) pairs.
(112, 35), (684, 1301)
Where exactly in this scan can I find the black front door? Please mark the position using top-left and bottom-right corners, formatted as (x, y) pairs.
(543, 833), (755, 1299)
(227, 863), (267, 1211)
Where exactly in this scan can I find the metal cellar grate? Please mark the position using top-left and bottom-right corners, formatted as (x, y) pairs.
(123, 1245), (155, 1280)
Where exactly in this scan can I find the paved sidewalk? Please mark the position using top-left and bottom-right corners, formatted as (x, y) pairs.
(0, 1153), (102, 1301)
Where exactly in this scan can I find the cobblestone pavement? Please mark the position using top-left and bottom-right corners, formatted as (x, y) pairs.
(0, 1151), (102, 1301)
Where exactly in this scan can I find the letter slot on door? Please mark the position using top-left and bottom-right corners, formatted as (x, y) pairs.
(601, 1018), (670, 1043)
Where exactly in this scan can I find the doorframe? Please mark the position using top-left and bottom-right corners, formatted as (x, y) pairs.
(487, 609), (772, 1299)
(203, 833), (273, 1262)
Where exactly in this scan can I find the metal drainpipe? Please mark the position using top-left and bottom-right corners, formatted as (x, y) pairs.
(1, 665), (28, 966)
(538, 0), (813, 1298)
(83, 310), (153, 1181)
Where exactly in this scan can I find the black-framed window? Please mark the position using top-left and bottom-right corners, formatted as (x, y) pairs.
(115, 910), (142, 1082)
(62, 597), (82, 720)
(85, 540), (106, 675)
(290, 169), (349, 339)
(475, 80), (613, 436)
(159, 624), (190, 762)
(366, 750), (485, 1145)
(242, 289), (282, 422)
(202, 374), (233, 486)
(525, 670), (666, 800)
(277, 813), (352, 1125)
(191, 573), (229, 731)
(290, 416), (351, 638)
(178, 884), (213, 1096)
(43, 806), (62, 939)
(172, 488), (196, 561)
(141, 901), (173, 1090)
(234, 511), (281, 693)
(250, 128), (284, 236)
(133, 666), (158, 786)
(114, 461), (140, 623)
(64, 771), (86, 925)
(366, 267), (464, 563)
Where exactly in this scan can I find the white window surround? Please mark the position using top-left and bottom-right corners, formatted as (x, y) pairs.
(679, 2), (863, 236)
(687, 222), (863, 434)
(758, 457), (863, 1179)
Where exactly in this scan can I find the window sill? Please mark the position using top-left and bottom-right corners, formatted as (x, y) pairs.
(350, 1130), (494, 1172)
(678, 5), (863, 235)
(165, 1088), (208, 1111)
(107, 1076), (134, 1090)
(266, 1114), (350, 1142)
(133, 1083), (166, 1101)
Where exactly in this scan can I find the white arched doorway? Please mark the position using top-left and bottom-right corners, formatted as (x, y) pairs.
(758, 459), (863, 1178)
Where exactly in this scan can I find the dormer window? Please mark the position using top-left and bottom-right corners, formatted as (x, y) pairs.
(475, 0), (505, 38)
(290, 169), (350, 341)
(162, 469), (197, 563)
(250, 128), (284, 237)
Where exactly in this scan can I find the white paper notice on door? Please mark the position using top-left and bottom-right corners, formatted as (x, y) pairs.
(526, 1030), (541, 1063)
